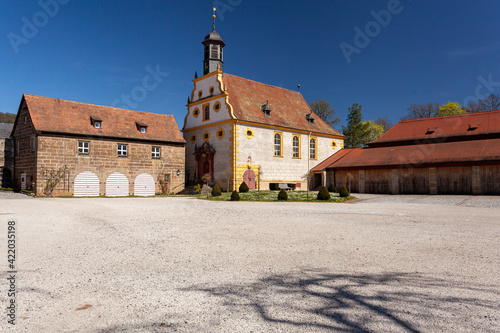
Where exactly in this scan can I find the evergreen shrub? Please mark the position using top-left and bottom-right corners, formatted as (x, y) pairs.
(211, 184), (222, 197)
(339, 186), (350, 197)
(230, 191), (240, 201)
(278, 189), (288, 201)
(239, 181), (249, 193)
(328, 183), (337, 193)
(317, 186), (331, 201)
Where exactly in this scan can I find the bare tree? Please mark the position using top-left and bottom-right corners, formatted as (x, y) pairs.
(466, 94), (500, 113)
(309, 99), (341, 128)
(401, 102), (440, 120)
(375, 116), (393, 132)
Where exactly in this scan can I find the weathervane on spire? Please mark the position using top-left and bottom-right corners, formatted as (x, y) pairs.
(212, 7), (216, 30)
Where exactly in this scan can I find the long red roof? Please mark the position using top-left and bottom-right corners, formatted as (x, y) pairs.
(21, 94), (185, 143)
(222, 74), (342, 137)
(312, 139), (500, 171)
(370, 109), (500, 145)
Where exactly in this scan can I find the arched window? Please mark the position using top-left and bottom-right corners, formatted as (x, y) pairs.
(293, 136), (300, 158)
(274, 133), (282, 157)
(310, 138), (316, 159)
(204, 105), (210, 121)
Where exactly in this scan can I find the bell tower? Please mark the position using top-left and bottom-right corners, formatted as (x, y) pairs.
(202, 8), (225, 75)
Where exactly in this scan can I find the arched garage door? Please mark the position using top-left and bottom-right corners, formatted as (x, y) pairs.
(105, 172), (129, 197)
(134, 173), (155, 196)
(74, 171), (100, 197)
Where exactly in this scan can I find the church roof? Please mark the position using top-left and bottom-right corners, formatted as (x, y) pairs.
(204, 29), (223, 42)
(18, 94), (185, 144)
(222, 74), (342, 137)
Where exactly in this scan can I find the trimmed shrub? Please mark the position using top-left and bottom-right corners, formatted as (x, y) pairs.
(211, 184), (222, 197)
(287, 183), (297, 191)
(317, 186), (331, 201)
(278, 189), (288, 201)
(339, 186), (350, 198)
(269, 183), (279, 191)
(328, 183), (337, 193)
(230, 191), (240, 201)
(239, 181), (249, 193)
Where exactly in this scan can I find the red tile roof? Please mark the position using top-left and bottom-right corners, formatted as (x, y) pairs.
(312, 139), (500, 171)
(222, 74), (342, 137)
(22, 94), (185, 143)
(370, 110), (500, 146)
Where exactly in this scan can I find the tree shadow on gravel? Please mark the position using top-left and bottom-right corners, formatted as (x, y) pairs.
(185, 269), (500, 332)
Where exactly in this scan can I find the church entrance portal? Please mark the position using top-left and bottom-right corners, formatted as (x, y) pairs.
(243, 169), (256, 190)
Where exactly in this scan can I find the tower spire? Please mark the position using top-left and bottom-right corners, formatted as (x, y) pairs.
(212, 7), (216, 31)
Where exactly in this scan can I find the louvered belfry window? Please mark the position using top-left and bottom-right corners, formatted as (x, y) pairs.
(211, 45), (219, 59)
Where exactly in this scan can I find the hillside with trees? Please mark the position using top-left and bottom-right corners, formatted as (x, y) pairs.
(0, 112), (16, 123)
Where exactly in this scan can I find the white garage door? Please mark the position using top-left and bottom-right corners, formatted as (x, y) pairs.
(105, 172), (129, 197)
(134, 173), (155, 196)
(74, 171), (100, 197)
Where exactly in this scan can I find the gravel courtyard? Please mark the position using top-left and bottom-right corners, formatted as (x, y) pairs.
(1, 193), (499, 332)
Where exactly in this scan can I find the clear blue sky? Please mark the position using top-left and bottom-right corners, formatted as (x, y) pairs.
(2, 0), (500, 130)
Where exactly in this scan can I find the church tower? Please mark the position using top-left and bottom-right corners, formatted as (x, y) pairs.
(202, 8), (225, 75)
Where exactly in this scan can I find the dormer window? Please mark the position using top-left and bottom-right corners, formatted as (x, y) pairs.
(136, 122), (148, 134)
(306, 113), (315, 124)
(90, 116), (103, 129)
(261, 100), (271, 117)
(426, 127), (436, 135)
(468, 124), (479, 131)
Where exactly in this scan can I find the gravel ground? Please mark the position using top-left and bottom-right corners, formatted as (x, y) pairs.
(0, 193), (499, 332)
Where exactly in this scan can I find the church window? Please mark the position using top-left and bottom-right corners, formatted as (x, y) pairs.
(310, 138), (317, 159)
(274, 132), (283, 157)
(203, 131), (210, 142)
(209, 87), (214, 95)
(198, 91), (203, 99)
(190, 134), (197, 143)
(193, 108), (200, 118)
(203, 104), (210, 121)
(216, 128), (225, 139)
(245, 128), (254, 139)
(293, 135), (301, 158)
(331, 140), (337, 149)
(213, 101), (221, 112)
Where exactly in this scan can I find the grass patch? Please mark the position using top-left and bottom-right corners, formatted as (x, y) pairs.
(184, 190), (355, 202)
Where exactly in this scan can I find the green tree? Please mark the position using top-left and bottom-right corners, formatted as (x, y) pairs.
(342, 103), (369, 148)
(308, 99), (341, 128)
(436, 101), (466, 117)
(363, 120), (385, 142)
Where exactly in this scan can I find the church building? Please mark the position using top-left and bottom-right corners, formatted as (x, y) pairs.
(182, 12), (344, 191)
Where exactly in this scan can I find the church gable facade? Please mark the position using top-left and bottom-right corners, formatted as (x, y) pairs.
(183, 16), (344, 191)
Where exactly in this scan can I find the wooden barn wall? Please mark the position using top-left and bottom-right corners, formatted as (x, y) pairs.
(437, 166), (472, 195)
(481, 165), (500, 195)
(335, 170), (359, 193)
(398, 167), (430, 194)
(365, 169), (392, 194)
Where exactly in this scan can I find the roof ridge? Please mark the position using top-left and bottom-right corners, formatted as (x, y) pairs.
(399, 109), (500, 124)
(224, 73), (302, 95)
(24, 93), (171, 118)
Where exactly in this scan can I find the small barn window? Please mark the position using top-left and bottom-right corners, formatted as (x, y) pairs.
(30, 136), (36, 153)
(117, 144), (128, 157)
(78, 141), (89, 155)
(152, 147), (160, 159)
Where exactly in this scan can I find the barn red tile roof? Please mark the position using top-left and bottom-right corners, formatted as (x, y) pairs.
(370, 109), (500, 146)
(312, 139), (500, 171)
(21, 94), (185, 143)
(222, 74), (342, 137)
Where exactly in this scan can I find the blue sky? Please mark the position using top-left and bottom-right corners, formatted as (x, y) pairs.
(1, 0), (500, 130)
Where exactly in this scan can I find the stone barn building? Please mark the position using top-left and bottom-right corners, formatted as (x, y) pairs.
(312, 110), (500, 195)
(182, 15), (344, 191)
(0, 123), (14, 188)
(11, 94), (185, 196)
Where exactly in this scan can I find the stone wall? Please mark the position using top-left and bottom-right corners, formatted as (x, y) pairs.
(35, 135), (185, 196)
(11, 104), (37, 191)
